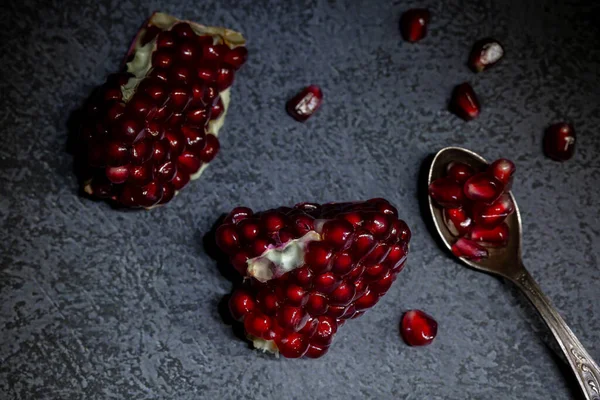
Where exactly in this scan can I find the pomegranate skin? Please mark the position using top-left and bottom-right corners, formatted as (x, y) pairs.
(77, 12), (247, 208)
(217, 199), (410, 359)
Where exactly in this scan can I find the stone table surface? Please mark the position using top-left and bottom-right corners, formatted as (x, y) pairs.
(1, 0), (599, 399)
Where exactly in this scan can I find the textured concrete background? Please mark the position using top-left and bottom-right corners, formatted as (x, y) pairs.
(1, 0), (599, 399)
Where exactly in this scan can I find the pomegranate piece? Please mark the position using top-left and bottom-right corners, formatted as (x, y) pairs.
(543, 122), (576, 161)
(449, 83), (480, 121)
(399, 9), (431, 43)
(446, 161), (474, 184)
(468, 38), (504, 73)
(443, 207), (472, 236)
(400, 310), (437, 346)
(451, 238), (489, 261)
(286, 85), (323, 122)
(428, 177), (465, 208)
(216, 199), (411, 358)
(472, 194), (514, 229)
(463, 172), (504, 203)
(488, 158), (515, 188)
(469, 223), (509, 247)
(77, 12), (247, 208)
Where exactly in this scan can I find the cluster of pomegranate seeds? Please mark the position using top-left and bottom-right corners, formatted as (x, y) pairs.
(429, 158), (516, 260)
(449, 83), (481, 121)
(400, 9), (431, 42)
(77, 14), (247, 208)
(286, 85), (323, 122)
(401, 310), (438, 346)
(468, 38), (505, 73)
(544, 122), (576, 161)
(216, 198), (411, 358)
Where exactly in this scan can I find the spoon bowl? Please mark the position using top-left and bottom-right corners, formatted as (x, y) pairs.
(426, 146), (600, 400)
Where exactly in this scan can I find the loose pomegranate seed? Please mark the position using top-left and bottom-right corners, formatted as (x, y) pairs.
(223, 46), (248, 70)
(399, 9), (430, 42)
(401, 310), (437, 346)
(450, 83), (480, 121)
(469, 223), (509, 247)
(544, 122), (576, 161)
(451, 238), (489, 261)
(443, 207), (472, 236)
(446, 161), (474, 184)
(428, 177), (465, 207)
(488, 158), (516, 187)
(228, 289), (255, 321)
(468, 38), (504, 73)
(218, 200), (410, 358)
(463, 173), (504, 203)
(472, 194), (514, 229)
(286, 85), (323, 122)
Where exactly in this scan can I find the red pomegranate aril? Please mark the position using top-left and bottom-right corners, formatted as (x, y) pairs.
(118, 184), (138, 207)
(145, 120), (165, 139)
(314, 272), (340, 294)
(488, 158), (516, 187)
(176, 40), (198, 62)
(472, 194), (514, 229)
(170, 65), (193, 84)
(170, 86), (192, 112)
(306, 292), (328, 316)
(197, 66), (217, 82)
(401, 310), (437, 346)
(165, 130), (185, 155)
(278, 306), (308, 332)
(148, 68), (169, 82)
(237, 218), (260, 242)
(171, 169), (190, 190)
(464, 173), (504, 203)
(370, 271), (395, 294)
(256, 291), (279, 315)
(116, 118), (144, 143)
(450, 83), (480, 121)
(181, 125), (206, 152)
(363, 213), (390, 238)
(128, 95), (158, 121)
(544, 122), (576, 161)
(216, 224), (240, 253)
(185, 108), (210, 126)
(285, 285), (308, 306)
(159, 183), (175, 204)
(228, 289), (255, 321)
(203, 44), (224, 61)
(299, 317), (318, 337)
(190, 83), (206, 106)
(428, 177), (465, 208)
(329, 281), (356, 307)
(468, 38), (504, 73)
(331, 252), (353, 275)
(250, 237), (270, 257)
(244, 312), (271, 337)
(443, 207), (472, 236)
(103, 87), (122, 102)
(350, 231), (377, 260)
(106, 102), (126, 123)
(322, 219), (354, 249)
(223, 46), (248, 70)
(446, 161), (474, 184)
(260, 212), (286, 233)
(152, 140), (168, 163)
(106, 141), (129, 166)
(225, 207), (253, 224)
(292, 214), (315, 236)
(198, 134), (219, 162)
(364, 263), (385, 281)
(203, 84), (219, 105)
(156, 160), (177, 182)
(452, 238), (489, 260)
(469, 223), (509, 247)
(156, 30), (175, 49)
(130, 140), (153, 165)
(177, 151), (202, 173)
(211, 98), (224, 120)
(216, 66), (235, 91)
(354, 290), (379, 310)
(152, 51), (174, 69)
(305, 344), (328, 359)
(128, 163), (153, 186)
(312, 316), (337, 346)
(172, 23), (195, 39)
(135, 181), (163, 207)
(278, 333), (309, 358)
(293, 267), (314, 287)
(286, 85), (323, 122)
(400, 8), (430, 42)
(106, 166), (130, 184)
(345, 265), (365, 282)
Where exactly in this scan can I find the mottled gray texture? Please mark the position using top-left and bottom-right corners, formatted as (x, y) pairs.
(1, 0), (599, 398)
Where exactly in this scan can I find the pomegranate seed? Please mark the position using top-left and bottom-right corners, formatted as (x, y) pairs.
(170, 86), (192, 112)
(244, 312), (271, 337)
(128, 95), (158, 120)
(401, 310), (437, 346)
(277, 332), (309, 358)
(171, 23), (195, 39)
(428, 177), (465, 207)
(106, 165), (129, 184)
(170, 65), (193, 84)
(203, 84), (219, 105)
(488, 158), (516, 187)
(170, 169), (190, 190)
(451, 238), (489, 261)
(177, 151), (202, 173)
(446, 161), (474, 184)
(322, 219), (354, 249)
(292, 267), (313, 287)
(152, 51), (174, 69)
(468, 38), (504, 73)
(472, 194), (514, 229)
(190, 83), (206, 105)
(106, 102), (126, 123)
(354, 290), (379, 310)
(211, 98), (224, 120)
(116, 118), (144, 143)
(103, 87), (122, 102)
(469, 223), (509, 247)
(156, 31), (175, 49)
(313, 272), (341, 294)
(203, 44), (224, 61)
(185, 107), (210, 126)
(306, 292), (328, 316)
(152, 140), (168, 163)
(399, 8), (430, 42)
(148, 68), (169, 82)
(544, 122), (576, 161)
(223, 46), (248, 70)
(292, 214), (315, 236)
(176, 40), (198, 62)
(237, 218), (260, 242)
(278, 305), (308, 331)
(156, 160), (177, 182)
(329, 281), (356, 307)
(286, 85), (323, 122)
(135, 181), (163, 207)
(130, 140), (153, 165)
(463, 172), (504, 203)
(228, 289), (255, 321)
(305, 242), (334, 273)
(225, 207), (253, 224)
(285, 285), (308, 306)
(159, 183), (175, 204)
(165, 130), (185, 156)
(450, 83), (480, 121)
(256, 291), (279, 315)
(312, 316), (337, 346)
(197, 66), (217, 82)
(216, 66), (235, 91)
(106, 141), (129, 166)
(443, 207), (472, 236)
(363, 213), (390, 238)
(181, 126), (206, 152)
(305, 344), (329, 359)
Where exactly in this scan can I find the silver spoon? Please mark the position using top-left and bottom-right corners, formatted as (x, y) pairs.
(427, 146), (600, 400)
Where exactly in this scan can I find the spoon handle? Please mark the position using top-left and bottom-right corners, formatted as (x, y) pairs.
(514, 269), (600, 400)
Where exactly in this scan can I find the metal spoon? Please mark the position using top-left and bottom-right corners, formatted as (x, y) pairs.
(427, 146), (600, 400)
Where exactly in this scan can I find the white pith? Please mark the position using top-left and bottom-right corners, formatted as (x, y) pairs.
(245, 230), (322, 353)
(481, 42), (503, 65)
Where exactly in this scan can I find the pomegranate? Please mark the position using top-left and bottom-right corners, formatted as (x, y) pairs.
(429, 157), (517, 260)
(543, 122), (576, 161)
(286, 85), (323, 122)
(401, 310), (437, 346)
(217, 199), (411, 358)
(400, 9), (431, 43)
(77, 12), (247, 208)
(449, 83), (480, 121)
(468, 38), (504, 72)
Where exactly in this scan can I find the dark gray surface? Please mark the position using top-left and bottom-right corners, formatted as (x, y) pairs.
(1, 0), (599, 399)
